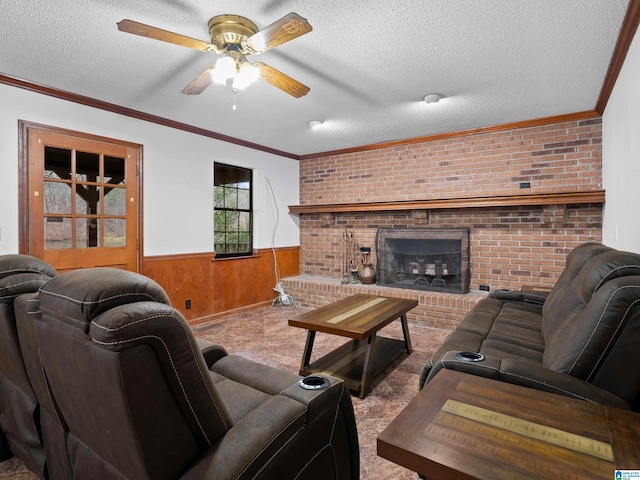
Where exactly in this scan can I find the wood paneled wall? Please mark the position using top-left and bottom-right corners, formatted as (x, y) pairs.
(142, 246), (299, 325)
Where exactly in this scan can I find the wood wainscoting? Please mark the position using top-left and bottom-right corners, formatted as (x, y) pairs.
(142, 246), (299, 325)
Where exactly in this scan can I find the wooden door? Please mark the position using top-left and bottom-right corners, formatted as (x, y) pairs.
(20, 122), (142, 272)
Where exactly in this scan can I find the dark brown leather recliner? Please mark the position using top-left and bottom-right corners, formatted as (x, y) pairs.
(0, 254), (57, 477)
(421, 243), (640, 412)
(32, 267), (359, 479)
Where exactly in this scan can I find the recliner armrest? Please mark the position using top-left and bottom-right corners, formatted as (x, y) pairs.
(498, 357), (632, 409)
(427, 350), (503, 384)
(195, 337), (227, 368)
(183, 380), (359, 480)
(182, 395), (307, 480)
(211, 354), (301, 395)
(281, 375), (350, 421)
(428, 351), (632, 410)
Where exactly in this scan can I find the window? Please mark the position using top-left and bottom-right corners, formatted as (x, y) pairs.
(214, 163), (253, 258)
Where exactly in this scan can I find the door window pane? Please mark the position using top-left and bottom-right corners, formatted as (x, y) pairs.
(76, 185), (100, 215)
(76, 152), (100, 182)
(44, 181), (72, 214)
(104, 156), (126, 185)
(44, 217), (72, 249)
(44, 147), (71, 179)
(104, 187), (126, 215)
(104, 218), (125, 247)
(76, 218), (100, 248)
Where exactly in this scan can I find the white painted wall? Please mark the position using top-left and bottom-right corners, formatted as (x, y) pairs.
(0, 83), (299, 256)
(602, 27), (640, 253)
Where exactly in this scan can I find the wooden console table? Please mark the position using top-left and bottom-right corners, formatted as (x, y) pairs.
(377, 369), (640, 479)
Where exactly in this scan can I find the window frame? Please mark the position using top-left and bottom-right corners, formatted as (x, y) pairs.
(213, 162), (253, 259)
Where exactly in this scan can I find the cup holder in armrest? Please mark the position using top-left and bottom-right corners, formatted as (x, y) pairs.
(455, 352), (485, 362)
(298, 375), (331, 390)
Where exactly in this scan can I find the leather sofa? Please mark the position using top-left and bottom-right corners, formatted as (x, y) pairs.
(1, 255), (359, 479)
(420, 242), (640, 412)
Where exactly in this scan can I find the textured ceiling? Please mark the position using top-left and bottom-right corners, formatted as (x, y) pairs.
(0, 1), (631, 156)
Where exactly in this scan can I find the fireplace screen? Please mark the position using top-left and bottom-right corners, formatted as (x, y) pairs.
(375, 228), (470, 293)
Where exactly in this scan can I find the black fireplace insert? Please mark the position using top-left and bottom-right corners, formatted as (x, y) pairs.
(375, 228), (470, 293)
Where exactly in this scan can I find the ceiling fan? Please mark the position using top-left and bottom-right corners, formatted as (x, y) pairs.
(117, 12), (312, 98)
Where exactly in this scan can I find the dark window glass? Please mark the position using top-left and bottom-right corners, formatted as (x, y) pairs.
(44, 147), (71, 179)
(76, 151), (100, 182)
(104, 156), (126, 185)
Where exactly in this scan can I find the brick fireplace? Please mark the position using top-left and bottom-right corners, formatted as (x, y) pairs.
(284, 116), (604, 330)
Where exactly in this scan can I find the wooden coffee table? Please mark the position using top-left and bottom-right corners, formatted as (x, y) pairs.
(378, 369), (640, 479)
(288, 294), (417, 398)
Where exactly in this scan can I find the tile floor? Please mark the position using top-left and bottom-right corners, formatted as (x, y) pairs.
(1, 304), (450, 479)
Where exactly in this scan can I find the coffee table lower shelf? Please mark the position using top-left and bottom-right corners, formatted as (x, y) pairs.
(300, 337), (406, 396)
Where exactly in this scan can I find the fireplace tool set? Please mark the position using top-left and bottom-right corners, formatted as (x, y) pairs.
(341, 230), (376, 284)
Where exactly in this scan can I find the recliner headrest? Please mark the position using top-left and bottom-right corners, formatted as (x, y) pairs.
(561, 243), (614, 281)
(0, 254), (57, 280)
(38, 268), (171, 332)
(0, 272), (52, 304)
(577, 250), (640, 302)
(0, 254), (57, 304)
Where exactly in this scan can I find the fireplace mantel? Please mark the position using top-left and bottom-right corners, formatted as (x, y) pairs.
(288, 190), (605, 215)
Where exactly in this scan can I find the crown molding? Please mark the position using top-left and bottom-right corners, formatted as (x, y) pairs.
(595, 0), (640, 114)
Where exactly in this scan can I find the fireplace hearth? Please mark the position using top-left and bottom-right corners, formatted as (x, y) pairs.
(375, 228), (470, 293)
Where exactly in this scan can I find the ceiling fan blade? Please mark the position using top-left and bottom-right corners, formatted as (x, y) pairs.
(244, 12), (312, 54)
(181, 66), (214, 95)
(117, 19), (217, 52)
(255, 62), (309, 98)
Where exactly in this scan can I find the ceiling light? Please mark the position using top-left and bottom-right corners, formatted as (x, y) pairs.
(211, 56), (236, 84)
(232, 61), (260, 90)
(308, 120), (323, 128)
(210, 56), (260, 90)
(423, 93), (445, 104)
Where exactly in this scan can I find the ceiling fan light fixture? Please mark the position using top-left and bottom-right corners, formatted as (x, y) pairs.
(232, 65), (257, 90)
(423, 93), (445, 104)
(232, 75), (250, 90)
(214, 56), (236, 80)
(210, 67), (228, 85)
(237, 61), (260, 85)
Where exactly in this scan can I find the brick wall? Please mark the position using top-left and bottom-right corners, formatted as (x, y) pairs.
(296, 117), (603, 294)
(300, 118), (602, 205)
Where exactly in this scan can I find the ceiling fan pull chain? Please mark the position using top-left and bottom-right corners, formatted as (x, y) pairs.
(232, 89), (238, 110)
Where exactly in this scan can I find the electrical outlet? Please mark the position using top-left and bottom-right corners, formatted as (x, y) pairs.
(479, 284), (490, 291)
(185, 299), (191, 309)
